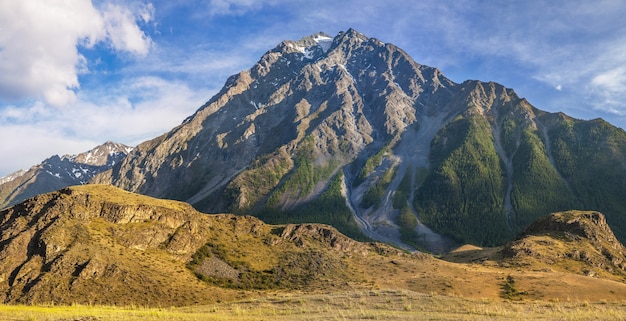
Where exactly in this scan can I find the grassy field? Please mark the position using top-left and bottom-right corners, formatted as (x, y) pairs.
(2, 290), (626, 321)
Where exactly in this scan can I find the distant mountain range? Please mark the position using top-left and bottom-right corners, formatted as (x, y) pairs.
(0, 142), (132, 209)
(4, 29), (626, 250)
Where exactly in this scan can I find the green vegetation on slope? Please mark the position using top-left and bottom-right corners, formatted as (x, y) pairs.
(408, 100), (626, 247)
(510, 127), (576, 228)
(354, 144), (390, 186)
(266, 137), (338, 207)
(392, 169), (422, 249)
(259, 172), (367, 241)
(360, 166), (397, 209)
(223, 149), (293, 213)
(545, 116), (626, 241)
(187, 241), (346, 290)
(414, 115), (510, 246)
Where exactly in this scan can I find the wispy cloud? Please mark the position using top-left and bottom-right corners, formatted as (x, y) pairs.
(421, 1), (626, 116)
(100, 3), (155, 57)
(206, 0), (266, 16)
(132, 43), (254, 85)
(0, 75), (210, 176)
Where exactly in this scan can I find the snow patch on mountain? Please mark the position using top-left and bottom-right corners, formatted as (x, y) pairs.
(313, 34), (333, 52)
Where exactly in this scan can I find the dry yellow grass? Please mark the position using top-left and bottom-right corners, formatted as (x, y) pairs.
(2, 290), (626, 321)
(69, 184), (194, 211)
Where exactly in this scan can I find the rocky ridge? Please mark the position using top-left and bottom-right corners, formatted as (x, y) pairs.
(445, 210), (626, 281)
(0, 142), (133, 209)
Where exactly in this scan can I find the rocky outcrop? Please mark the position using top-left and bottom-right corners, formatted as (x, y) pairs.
(502, 211), (626, 276)
(279, 223), (367, 253)
(0, 185), (212, 305)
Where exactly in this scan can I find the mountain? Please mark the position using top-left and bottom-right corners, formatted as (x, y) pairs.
(0, 184), (416, 305)
(94, 29), (626, 248)
(0, 141), (133, 209)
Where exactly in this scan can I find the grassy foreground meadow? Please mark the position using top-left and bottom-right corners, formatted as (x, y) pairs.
(2, 290), (626, 321)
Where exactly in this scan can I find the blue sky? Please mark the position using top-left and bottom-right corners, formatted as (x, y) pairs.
(2, 0), (626, 177)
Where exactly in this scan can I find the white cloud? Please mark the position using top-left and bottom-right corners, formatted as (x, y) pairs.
(0, 0), (153, 107)
(138, 2), (156, 23)
(591, 67), (626, 92)
(101, 3), (154, 57)
(207, 0), (266, 16)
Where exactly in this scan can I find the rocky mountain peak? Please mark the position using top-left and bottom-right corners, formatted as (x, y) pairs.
(0, 141), (134, 209)
(69, 141), (134, 167)
(292, 31), (334, 51)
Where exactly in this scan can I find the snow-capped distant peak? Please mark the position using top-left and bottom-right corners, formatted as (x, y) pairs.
(69, 141), (134, 167)
(0, 169), (27, 185)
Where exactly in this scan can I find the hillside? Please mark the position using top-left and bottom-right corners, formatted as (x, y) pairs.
(444, 210), (626, 300)
(502, 211), (626, 278)
(2, 187), (626, 306)
(0, 184), (416, 305)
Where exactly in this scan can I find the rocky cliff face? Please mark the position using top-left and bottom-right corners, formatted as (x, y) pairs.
(0, 142), (133, 209)
(94, 29), (626, 248)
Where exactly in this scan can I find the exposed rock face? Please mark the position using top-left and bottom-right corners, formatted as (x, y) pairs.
(92, 29), (626, 248)
(517, 211), (621, 245)
(0, 142), (133, 209)
(0, 184), (408, 305)
(503, 211), (626, 276)
(279, 223), (367, 252)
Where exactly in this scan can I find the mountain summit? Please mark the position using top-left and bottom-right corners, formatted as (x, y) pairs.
(93, 29), (626, 248)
